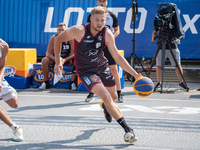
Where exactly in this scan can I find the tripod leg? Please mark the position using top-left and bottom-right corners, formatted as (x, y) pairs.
(167, 43), (189, 91)
(160, 41), (166, 93)
(133, 54), (148, 76)
(147, 43), (162, 77)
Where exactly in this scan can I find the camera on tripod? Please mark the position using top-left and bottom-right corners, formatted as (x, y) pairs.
(154, 12), (175, 31)
(154, 3), (176, 32)
(152, 3), (185, 42)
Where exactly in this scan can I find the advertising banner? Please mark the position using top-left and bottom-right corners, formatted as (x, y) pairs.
(0, 0), (199, 59)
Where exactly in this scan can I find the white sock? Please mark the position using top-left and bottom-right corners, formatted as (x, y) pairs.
(10, 122), (18, 129)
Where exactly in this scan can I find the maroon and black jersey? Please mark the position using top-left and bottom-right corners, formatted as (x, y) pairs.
(74, 23), (108, 69)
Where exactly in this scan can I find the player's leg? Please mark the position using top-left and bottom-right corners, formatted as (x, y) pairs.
(92, 83), (122, 120)
(39, 57), (54, 89)
(99, 85), (117, 123)
(109, 64), (124, 103)
(5, 96), (18, 108)
(0, 89), (23, 141)
(0, 106), (14, 127)
(104, 47), (124, 103)
(1, 79), (18, 108)
(92, 83), (137, 143)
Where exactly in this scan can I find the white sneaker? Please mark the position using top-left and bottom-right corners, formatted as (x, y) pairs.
(39, 82), (50, 90)
(70, 83), (77, 91)
(12, 126), (23, 142)
(124, 132), (137, 143)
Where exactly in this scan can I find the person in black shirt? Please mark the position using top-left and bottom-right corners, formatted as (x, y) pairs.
(39, 23), (77, 90)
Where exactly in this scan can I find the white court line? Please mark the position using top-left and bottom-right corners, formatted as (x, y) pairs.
(18, 94), (200, 103)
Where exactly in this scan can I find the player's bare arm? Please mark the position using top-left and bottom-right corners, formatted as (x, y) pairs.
(113, 26), (120, 38)
(54, 25), (84, 75)
(0, 41), (8, 92)
(46, 35), (56, 61)
(105, 29), (141, 79)
(62, 53), (74, 65)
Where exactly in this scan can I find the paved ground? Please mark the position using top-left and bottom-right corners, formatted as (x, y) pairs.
(0, 81), (200, 150)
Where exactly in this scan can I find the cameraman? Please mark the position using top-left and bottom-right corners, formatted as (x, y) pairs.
(151, 21), (188, 91)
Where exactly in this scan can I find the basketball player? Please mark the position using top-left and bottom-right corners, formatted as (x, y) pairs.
(0, 39), (23, 141)
(54, 6), (141, 143)
(85, 0), (124, 103)
(39, 23), (77, 90)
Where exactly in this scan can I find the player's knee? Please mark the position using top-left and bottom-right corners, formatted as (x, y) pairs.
(41, 57), (50, 65)
(10, 102), (18, 108)
(112, 93), (118, 102)
(110, 66), (118, 75)
(102, 93), (112, 104)
(7, 98), (19, 108)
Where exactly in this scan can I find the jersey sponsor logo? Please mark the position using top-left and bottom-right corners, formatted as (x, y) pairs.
(84, 76), (91, 85)
(4, 65), (16, 77)
(83, 40), (94, 43)
(85, 50), (98, 56)
(96, 42), (101, 49)
(86, 36), (91, 39)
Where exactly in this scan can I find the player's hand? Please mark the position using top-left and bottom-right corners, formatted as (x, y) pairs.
(54, 63), (63, 76)
(151, 38), (155, 43)
(61, 59), (65, 65)
(135, 73), (142, 80)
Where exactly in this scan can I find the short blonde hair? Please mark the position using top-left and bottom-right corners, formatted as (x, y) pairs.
(91, 6), (108, 16)
(58, 23), (66, 27)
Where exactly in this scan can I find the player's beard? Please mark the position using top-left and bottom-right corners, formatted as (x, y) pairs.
(91, 23), (101, 32)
